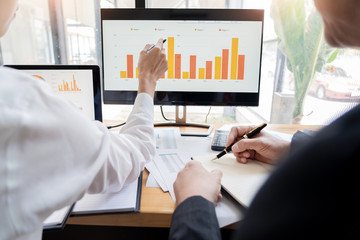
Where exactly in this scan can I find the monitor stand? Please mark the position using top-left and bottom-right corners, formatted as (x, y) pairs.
(154, 106), (214, 136)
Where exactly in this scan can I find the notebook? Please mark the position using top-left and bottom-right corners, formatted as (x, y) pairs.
(193, 154), (274, 207)
(43, 204), (74, 230)
(71, 175), (142, 215)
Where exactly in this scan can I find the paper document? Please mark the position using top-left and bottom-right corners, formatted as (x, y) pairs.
(146, 128), (182, 191)
(155, 127), (181, 153)
(216, 191), (244, 228)
(145, 172), (161, 188)
(153, 153), (189, 200)
(72, 176), (141, 215)
(194, 154), (274, 207)
(145, 161), (168, 191)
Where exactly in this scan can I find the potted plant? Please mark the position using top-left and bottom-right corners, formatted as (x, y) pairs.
(271, 0), (338, 123)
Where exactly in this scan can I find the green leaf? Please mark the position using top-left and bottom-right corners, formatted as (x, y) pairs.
(270, 0), (339, 119)
(327, 49), (339, 63)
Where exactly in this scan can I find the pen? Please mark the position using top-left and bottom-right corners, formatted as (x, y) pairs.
(147, 39), (167, 53)
(211, 122), (267, 161)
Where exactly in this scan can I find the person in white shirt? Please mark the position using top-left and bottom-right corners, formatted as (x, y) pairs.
(0, 1), (168, 240)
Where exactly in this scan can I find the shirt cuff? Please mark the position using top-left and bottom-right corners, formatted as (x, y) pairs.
(132, 92), (154, 116)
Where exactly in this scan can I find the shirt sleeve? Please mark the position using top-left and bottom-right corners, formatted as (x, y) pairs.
(169, 196), (221, 240)
(0, 68), (155, 239)
(87, 92), (156, 193)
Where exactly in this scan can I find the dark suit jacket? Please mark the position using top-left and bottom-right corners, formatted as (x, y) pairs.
(169, 104), (360, 240)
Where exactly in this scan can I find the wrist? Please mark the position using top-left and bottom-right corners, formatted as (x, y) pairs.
(138, 74), (156, 98)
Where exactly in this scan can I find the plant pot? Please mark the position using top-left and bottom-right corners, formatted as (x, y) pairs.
(270, 92), (295, 124)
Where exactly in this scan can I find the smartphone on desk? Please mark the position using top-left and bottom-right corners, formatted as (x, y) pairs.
(211, 130), (230, 151)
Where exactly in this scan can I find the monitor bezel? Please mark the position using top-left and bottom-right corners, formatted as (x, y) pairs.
(5, 65), (103, 122)
(101, 9), (264, 106)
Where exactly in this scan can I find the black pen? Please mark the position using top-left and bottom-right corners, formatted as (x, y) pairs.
(147, 39), (167, 53)
(212, 123), (267, 161)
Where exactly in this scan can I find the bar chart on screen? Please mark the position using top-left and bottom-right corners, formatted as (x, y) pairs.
(58, 75), (82, 92)
(102, 20), (262, 93)
(120, 37), (246, 81)
(23, 69), (95, 119)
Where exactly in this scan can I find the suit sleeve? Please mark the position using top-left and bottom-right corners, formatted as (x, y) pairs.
(233, 105), (360, 239)
(290, 130), (315, 153)
(169, 196), (221, 240)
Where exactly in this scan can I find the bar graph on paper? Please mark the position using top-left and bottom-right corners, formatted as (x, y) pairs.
(102, 20), (263, 92)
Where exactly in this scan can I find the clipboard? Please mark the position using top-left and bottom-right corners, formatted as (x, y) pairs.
(71, 174), (142, 215)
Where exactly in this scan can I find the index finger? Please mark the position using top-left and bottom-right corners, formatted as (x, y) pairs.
(141, 43), (152, 54)
(154, 38), (164, 50)
(225, 126), (253, 147)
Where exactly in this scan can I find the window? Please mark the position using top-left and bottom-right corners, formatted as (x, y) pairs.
(1, 0), (358, 125)
(62, 1), (97, 64)
(287, 49), (360, 125)
(1, 0), (53, 64)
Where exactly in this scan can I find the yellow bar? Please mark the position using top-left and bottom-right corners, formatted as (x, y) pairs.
(136, 67), (138, 78)
(120, 71), (127, 78)
(230, 38), (239, 80)
(168, 37), (175, 78)
(198, 68), (205, 79)
(215, 56), (221, 80)
(182, 72), (189, 79)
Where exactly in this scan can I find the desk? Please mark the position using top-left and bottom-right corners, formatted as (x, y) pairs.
(66, 124), (321, 228)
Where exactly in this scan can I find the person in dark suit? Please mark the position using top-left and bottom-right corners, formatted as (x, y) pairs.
(169, 0), (360, 239)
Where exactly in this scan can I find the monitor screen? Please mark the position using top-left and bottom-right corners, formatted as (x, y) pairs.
(101, 9), (264, 106)
(6, 65), (102, 121)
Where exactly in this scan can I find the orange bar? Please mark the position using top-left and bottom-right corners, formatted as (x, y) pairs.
(222, 49), (229, 79)
(231, 38), (239, 79)
(127, 55), (134, 78)
(190, 55), (196, 79)
(206, 61), (212, 79)
(175, 54), (181, 79)
(136, 67), (138, 78)
(161, 73), (165, 79)
(120, 71), (127, 78)
(198, 68), (205, 79)
(168, 37), (175, 78)
(182, 72), (189, 79)
(237, 55), (245, 80)
(73, 75), (77, 91)
(215, 56), (221, 80)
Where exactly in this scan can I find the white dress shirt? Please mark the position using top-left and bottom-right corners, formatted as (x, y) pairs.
(0, 67), (156, 240)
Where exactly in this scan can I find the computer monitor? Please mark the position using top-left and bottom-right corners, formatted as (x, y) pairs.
(101, 9), (264, 135)
(6, 65), (102, 122)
